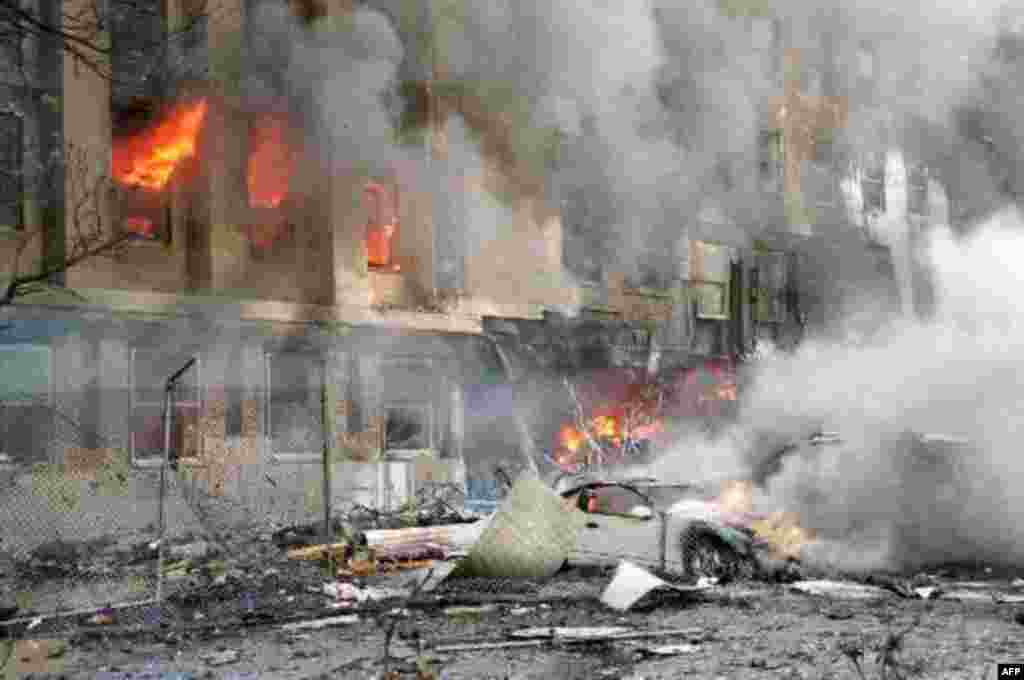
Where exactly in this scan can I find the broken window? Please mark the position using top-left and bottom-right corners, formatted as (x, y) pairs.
(365, 178), (399, 270)
(383, 403), (433, 451)
(130, 348), (201, 465)
(0, 102), (22, 232)
(754, 251), (787, 322)
(689, 241), (733, 320)
(861, 152), (886, 215)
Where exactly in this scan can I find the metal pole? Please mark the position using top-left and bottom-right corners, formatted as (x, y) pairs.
(157, 384), (173, 603)
(320, 357), (335, 545)
(157, 356), (196, 604)
(658, 511), (668, 574)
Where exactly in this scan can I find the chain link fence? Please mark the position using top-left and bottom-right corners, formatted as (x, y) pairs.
(0, 390), (194, 624)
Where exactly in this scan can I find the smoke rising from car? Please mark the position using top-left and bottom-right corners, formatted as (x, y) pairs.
(671, 209), (1024, 572)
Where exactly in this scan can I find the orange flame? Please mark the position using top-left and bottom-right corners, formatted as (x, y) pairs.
(112, 99), (208, 191)
(248, 113), (294, 209)
(749, 511), (813, 560)
(714, 479), (814, 559)
(559, 424), (585, 454)
(555, 410), (664, 469)
(365, 182), (397, 267)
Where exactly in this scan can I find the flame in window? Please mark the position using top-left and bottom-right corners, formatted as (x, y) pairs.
(112, 99), (208, 191)
(365, 181), (398, 269)
(247, 113), (294, 209)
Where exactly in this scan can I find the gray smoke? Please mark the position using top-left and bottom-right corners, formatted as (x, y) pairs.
(663, 209), (1024, 572)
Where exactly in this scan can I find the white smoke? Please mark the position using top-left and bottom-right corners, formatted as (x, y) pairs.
(658, 209), (1024, 571)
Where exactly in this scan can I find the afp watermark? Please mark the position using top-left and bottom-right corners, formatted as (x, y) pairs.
(998, 663), (1024, 677)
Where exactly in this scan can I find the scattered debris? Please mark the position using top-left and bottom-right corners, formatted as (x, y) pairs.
(790, 580), (893, 600)
(89, 611), (114, 625)
(286, 542), (349, 561)
(638, 643), (701, 656)
(360, 522), (489, 556)
(168, 541), (210, 561)
(324, 582), (409, 604)
(601, 561), (711, 612)
(914, 586), (942, 600)
(934, 589), (994, 603)
(444, 604), (499, 617)
(451, 476), (584, 579)
(510, 626), (631, 640)
(280, 615), (360, 632)
(432, 627), (703, 654)
(200, 649), (240, 666)
(395, 561), (460, 593)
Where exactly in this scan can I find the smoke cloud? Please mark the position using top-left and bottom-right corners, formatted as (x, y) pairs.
(647, 209), (1024, 572)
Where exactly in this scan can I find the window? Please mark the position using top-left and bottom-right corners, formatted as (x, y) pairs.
(626, 251), (675, 290)
(907, 163), (928, 216)
(383, 403), (433, 451)
(365, 178), (398, 269)
(754, 251), (787, 322)
(689, 241), (734, 320)
(862, 152), (886, 215)
(130, 348), (201, 464)
(267, 351), (322, 455)
(0, 104), (22, 231)
(759, 130), (783, 193)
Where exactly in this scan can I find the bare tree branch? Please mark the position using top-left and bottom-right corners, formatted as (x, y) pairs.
(2, 141), (134, 307)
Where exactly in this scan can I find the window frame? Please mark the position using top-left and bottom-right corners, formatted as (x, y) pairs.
(129, 347), (202, 466)
(0, 96), (23, 232)
(906, 163), (929, 216)
(753, 250), (788, 323)
(265, 349), (323, 456)
(689, 240), (734, 321)
(861, 152), (887, 215)
(759, 130), (784, 193)
(382, 400), (436, 453)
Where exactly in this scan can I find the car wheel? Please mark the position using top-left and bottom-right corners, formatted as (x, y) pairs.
(679, 520), (757, 583)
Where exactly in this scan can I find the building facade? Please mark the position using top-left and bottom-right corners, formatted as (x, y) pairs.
(0, 1), (951, 510)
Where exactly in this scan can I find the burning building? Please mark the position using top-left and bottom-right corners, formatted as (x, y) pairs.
(0, 0), (955, 518)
